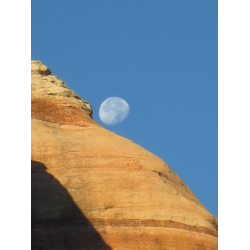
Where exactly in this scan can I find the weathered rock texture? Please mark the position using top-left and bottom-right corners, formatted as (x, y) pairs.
(31, 61), (218, 249)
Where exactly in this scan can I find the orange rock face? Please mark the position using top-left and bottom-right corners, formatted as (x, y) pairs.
(31, 61), (218, 249)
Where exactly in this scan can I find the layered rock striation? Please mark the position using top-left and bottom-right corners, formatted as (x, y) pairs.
(31, 61), (218, 249)
(31, 60), (93, 125)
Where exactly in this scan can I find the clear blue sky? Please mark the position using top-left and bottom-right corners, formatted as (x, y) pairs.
(32, 1), (218, 217)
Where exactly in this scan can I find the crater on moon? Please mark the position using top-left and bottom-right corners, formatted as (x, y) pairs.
(99, 97), (129, 125)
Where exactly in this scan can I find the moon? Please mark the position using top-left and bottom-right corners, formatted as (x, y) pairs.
(99, 97), (129, 125)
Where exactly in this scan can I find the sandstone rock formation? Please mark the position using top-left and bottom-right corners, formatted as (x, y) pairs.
(31, 61), (218, 249)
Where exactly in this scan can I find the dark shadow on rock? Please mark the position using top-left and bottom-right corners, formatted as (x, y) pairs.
(31, 161), (111, 250)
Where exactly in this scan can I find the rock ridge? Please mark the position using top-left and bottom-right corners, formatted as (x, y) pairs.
(31, 61), (218, 250)
(31, 60), (93, 122)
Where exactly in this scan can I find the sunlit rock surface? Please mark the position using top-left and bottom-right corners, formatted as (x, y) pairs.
(31, 61), (218, 249)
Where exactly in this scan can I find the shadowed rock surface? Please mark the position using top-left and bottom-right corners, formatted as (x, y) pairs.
(31, 61), (218, 249)
(31, 161), (112, 250)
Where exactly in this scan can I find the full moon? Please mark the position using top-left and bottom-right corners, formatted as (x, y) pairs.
(99, 97), (129, 125)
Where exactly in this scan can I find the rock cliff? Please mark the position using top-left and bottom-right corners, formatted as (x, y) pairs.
(31, 61), (218, 249)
